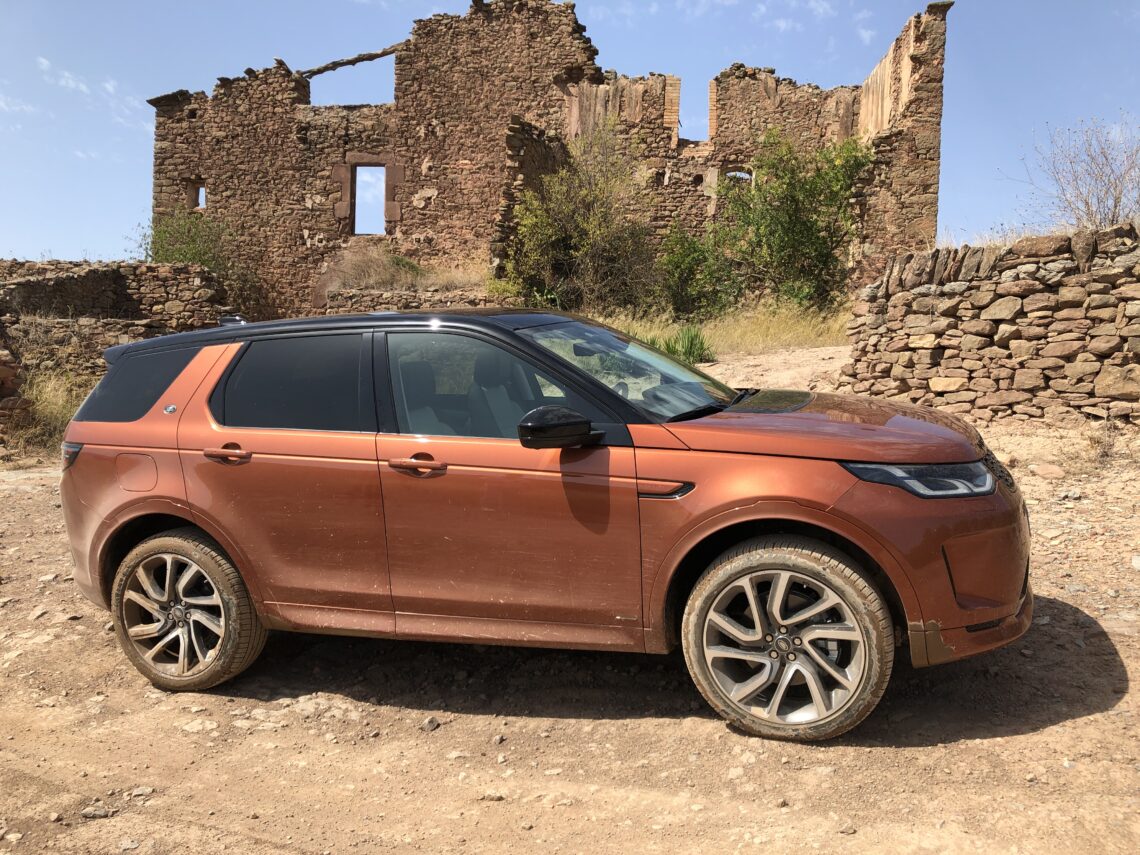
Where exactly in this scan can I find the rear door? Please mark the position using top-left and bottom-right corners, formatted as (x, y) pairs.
(178, 331), (392, 629)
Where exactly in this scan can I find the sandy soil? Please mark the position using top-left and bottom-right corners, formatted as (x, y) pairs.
(1, 347), (1138, 854)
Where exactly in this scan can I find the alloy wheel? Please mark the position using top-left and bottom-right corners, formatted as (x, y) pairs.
(701, 569), (866, 725)
(120, 553), (226, 677)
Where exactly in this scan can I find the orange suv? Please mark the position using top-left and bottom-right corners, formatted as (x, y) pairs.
(61, 310), (1032, 740)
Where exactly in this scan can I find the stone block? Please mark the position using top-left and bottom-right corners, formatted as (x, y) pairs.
(980, 296), (1022, 320)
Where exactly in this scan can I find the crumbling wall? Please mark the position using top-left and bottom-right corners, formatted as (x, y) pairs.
(854, 1), (952, 281)
(838, 225), (1140, 424)
(146, 0), (951, 315)
(0, 261), (227, 443)
(391, 0), (600, 261)
(150, 62), (399, 317)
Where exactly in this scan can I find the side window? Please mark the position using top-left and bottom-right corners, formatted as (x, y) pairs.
(215, 334), (367, 432)
(387, 332), (608, 439)
(75, 347), (200, 423)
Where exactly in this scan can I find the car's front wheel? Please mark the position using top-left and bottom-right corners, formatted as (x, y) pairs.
(682, 535), (894, 741)
(110, 528), (267, 691)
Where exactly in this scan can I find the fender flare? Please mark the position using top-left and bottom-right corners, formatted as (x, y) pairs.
(643, 499), (924, 653)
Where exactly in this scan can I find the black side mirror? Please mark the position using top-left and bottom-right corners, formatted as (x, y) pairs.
(518, 405), (603, 449)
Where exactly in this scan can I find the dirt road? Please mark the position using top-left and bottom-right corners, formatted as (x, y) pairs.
(1, 349), (1137, 853)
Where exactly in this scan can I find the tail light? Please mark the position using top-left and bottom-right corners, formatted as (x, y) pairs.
(61, 441), (83, 470)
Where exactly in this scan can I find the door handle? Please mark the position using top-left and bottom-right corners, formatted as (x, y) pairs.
(203, 446), (253, 463)
(388, 457), (447, 472)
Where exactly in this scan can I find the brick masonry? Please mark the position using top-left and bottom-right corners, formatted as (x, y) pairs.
(148, 0), (954, 316)
(838, 224), (1140, 424)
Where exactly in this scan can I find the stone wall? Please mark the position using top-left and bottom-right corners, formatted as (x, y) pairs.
(322, 286), (492, 315)
(0, 261), (228, 443)
(147, 0), (952, 316)
(838, 224), (1140, 424)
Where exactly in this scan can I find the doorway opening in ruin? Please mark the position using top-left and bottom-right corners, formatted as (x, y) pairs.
(353, 166), (386, 235)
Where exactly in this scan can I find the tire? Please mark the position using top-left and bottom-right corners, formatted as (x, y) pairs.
(110, 527), (267, 691)
(681, 535), (893, 741)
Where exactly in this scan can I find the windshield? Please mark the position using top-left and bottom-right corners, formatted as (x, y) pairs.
(519, 320), (736, 422)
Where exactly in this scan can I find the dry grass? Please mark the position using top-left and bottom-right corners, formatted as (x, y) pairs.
(593, 300), (849, 358)
(328, 243), (490, 293)
(936, 223), (1044, 249)
(5, 369), (93, 456)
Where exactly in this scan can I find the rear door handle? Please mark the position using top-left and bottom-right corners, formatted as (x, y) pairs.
(203, 447), (253, 463)
(388, 457), (447, 472)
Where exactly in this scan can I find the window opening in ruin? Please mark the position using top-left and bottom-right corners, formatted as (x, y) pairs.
(353, 166), (386, 235)
(724, 169), (753, 184)
(187, 181), (206, 210)
(308, 53), (395, 106)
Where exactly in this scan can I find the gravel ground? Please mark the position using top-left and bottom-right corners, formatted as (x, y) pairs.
(0, 348), (1137, 854)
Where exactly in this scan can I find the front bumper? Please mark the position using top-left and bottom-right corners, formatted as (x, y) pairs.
(913, 582), (1033, 666)
(829, 470), (1032, 668)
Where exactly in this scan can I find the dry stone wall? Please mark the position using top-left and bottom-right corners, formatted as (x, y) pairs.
(839, 225), (1140, 424)
(148, 0), (953, 316)
(0, 261), (229, 444)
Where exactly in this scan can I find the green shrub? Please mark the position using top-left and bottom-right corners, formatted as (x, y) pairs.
(505, 122), (657, 312)
(134, 210), (267, 318)
(640, 325), (715, 364)
(656, 223), (744, 319)
(661, 129), (871, 310)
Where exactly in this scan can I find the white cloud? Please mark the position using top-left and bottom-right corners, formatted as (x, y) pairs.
(752, 2), (768, 20)
(0, 93), (37, 113)
(586, 0), (638, 24)
(73, 149), (99, 160)
(357, 168), (386, 205)
(36, 56), (91, 94)
(856, 25), (876, 45)
(102, 78), (117, 95)
(674, 0), (739, 18)
(854, 8), (872, 21)
(768, 16), (801, 32)
(806, 0), (834, 18)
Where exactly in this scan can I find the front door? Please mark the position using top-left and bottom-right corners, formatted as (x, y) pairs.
(179, 332), (392, 629)
(377, 330), (643, 640)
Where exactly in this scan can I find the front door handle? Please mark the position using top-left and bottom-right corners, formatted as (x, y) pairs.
(388, 456), (447, 472)
(204, 446), (253, 463)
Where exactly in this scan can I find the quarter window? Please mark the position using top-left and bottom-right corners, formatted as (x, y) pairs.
(215, 334), (367, 432)
(387, 332), (607, 439)
(75, 347), (201, 423)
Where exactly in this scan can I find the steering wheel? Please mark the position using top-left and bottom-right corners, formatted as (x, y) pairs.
(611, 381), (629, 399)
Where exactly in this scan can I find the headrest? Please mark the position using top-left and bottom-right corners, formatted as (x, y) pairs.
(400, 360), (436, 409)
(473, 349), (512, 387)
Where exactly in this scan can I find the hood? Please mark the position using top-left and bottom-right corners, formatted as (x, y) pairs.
(665, 390), (984, 464)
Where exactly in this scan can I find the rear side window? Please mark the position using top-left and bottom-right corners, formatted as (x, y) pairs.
(213, 334), (368, 432)
(75, 347), (200, 423)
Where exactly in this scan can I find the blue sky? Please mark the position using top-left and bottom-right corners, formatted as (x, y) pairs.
(1, 0), (1137, 259)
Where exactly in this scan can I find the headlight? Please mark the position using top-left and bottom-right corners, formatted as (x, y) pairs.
(842, 461), (995, 498)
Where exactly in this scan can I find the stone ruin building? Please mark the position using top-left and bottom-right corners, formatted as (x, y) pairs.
(146, 0), (954, 317)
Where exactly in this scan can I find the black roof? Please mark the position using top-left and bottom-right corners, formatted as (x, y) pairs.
(105, 308), (579, 364)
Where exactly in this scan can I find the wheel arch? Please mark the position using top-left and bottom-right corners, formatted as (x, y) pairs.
(97, 511), (260, 610)
(647, 512), (920, 654)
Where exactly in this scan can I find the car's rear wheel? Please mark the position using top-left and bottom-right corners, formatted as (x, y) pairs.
(110, 528), (266, 691)
(682, 535), (893, 741)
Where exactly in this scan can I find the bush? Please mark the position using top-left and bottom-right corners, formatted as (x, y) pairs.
(134, 211), (267, 318)
(656, 223), (744, 319)
(5, 369), (93, 455)
(662, 129), (870, 310)
(640, 325), (716, 364)
(505, 122), (656, 312)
